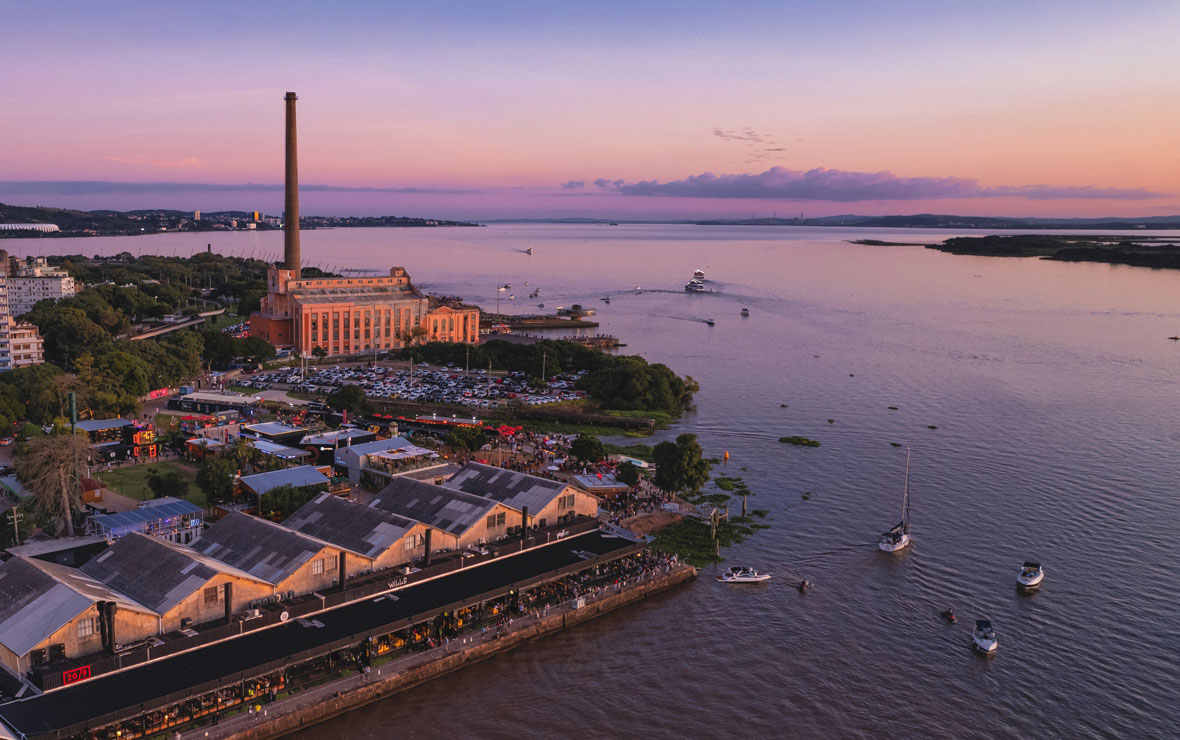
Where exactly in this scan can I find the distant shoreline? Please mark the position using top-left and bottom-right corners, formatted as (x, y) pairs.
(904, 234), (1180, 271)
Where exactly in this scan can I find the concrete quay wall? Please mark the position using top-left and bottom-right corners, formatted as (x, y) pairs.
(189, 565), (695, 740)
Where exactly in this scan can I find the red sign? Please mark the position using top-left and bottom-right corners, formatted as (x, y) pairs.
(62, 665), (91, 685)
(147, 388), (172, 400)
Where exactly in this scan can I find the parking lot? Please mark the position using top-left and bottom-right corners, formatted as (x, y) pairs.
(239, 363), (588, 409)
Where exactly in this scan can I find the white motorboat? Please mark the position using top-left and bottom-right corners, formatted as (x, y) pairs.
(973, 619), (998, 654)
(716, 566), (771, 583)
(525, 247), (533, 255)
(694, 269), (706, 279)
(685, 279), (706, 292)
(1017, 562), (1044, 589)
(878, 447), (913, 552)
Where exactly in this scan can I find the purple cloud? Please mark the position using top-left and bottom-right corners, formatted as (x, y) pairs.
(560, 180), (585, 190)
(594, 167), (1169, 202)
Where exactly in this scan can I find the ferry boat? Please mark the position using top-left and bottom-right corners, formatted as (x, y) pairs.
(972, 620), (998, 654)
(1017, 562), (1044, 589)
(685, 279), (706, 292)
(716, 566), (771, 583)
(878, 447), (913, 552)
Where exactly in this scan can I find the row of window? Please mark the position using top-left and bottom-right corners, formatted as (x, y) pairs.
(486, 512), (507, 528)
(310, 554), (339, 575)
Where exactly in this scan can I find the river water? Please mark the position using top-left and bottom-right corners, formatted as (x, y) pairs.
(8, 225), (1180, 738)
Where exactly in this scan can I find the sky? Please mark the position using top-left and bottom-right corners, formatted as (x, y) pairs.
(1, 0), (1178, 220)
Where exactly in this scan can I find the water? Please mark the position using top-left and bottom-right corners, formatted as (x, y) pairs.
(9, 225), (1180, 738)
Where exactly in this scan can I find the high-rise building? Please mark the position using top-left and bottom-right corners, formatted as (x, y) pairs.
(193, 209), (201, 221)
(250, 92), (480, 356)
(6, 256), (77, 315)
(8, 321), (44, 368)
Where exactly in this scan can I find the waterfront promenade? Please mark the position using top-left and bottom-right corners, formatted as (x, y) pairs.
(0, 531), (645, 740)
(182, 562), (696, 740)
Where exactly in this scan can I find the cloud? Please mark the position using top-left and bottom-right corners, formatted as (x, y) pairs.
(0, 181), (479, 196)
(593, 178), (624, 189)
(594, 167), (1170, 202)
(560, 180), (585, 190)
(152, 157), (202, 169)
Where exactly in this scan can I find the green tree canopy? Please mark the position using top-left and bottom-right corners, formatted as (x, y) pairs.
(652, 434), (711, 493)
(570, 434), (606, 463)
(326, 384), (367, 414)
(196, 456), (237, 505)
(616, 461), (642, 487)
(445, 425), (487, 452)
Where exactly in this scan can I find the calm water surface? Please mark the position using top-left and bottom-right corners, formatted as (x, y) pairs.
(10, 225), (1180, 738)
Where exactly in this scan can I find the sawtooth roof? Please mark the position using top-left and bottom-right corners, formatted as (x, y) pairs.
(190, 512), (329, 586)
(443, 463), (568, 513)
(370, 477), (508, 537)
(284, 493), (418, 560)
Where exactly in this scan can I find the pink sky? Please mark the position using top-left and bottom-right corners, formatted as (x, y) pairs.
(2, 1), (1177, 219)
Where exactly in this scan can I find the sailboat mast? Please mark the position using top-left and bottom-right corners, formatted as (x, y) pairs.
(902, 447), (912, 531)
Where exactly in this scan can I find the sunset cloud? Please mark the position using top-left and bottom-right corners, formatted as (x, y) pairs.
(593, 167), (1170, 202)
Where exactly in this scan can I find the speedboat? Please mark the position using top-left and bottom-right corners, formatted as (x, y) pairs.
(716, 566), (771, 583)
(694, 269), (706, 279)
(1017, 562), (1044, 589)
(741, 308), (750, 317)
(705, 318), (715, 326)
(685, 279), (706, 292)
(602, 296), (611, 303)
(878, 447), (913, 552)
(972, 620), (998, 654)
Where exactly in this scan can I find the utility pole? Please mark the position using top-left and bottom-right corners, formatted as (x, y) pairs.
(541, 352), (546, 383)
(7, 506), (22, 546)
(465, 345), (470, 377)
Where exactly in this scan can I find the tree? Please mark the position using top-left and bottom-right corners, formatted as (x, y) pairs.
(617, 461), (642, 487)
(311, 345), (328, 360)
(652, 433), (711, 493)
(240, 337), (276, 364)
(148, 469), (191, 500)
(259, 484), (324, 520)
(326, 384), (367, 414)
(15, 432), (91, 537)
(570, 435), (606, 463)
(196, 456), (237, 505)
(445, 425), (486, 452)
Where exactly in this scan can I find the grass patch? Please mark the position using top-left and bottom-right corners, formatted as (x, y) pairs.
(97, 461), (205, 507)
(779, 436), (821, 447)
(650, 517), (763, 567)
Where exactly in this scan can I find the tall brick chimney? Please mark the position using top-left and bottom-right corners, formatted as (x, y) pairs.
(284, 92), (301, 273)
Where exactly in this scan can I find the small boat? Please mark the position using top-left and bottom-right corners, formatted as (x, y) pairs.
(1017, 562), (1044, 589)
(741, 308), (750, 317)
(972, 619), (998, 654)
(798, 579), (812, 592)
(704, 318), (715, 326)
(694, 269), (706, 279)
(878, 447), (913, 552)
(1169, 336), (1179, 341)
(537, 303), (545, 308)
(634, 285), (641, 292)
(525, 247), (533, 255)
(716, 566), (771, 583)
(685, 279), (706, 293)
(602, 296), (611, 303)
(941, 608), (957, 623)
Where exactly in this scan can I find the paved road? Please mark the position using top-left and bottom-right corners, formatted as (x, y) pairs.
(0, 530), (637, 739)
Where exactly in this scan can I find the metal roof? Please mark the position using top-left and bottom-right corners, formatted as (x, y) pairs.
(333, 437), (412, 466)
(0, 475), (31, 500)
(301, 429), (373, 446)
(178, 392), (261, 405)
(248, 439), (311, 458)
(242, 422), (306, 437)
(80, 533), (240, 615)
(370, 478), (507, 536)
(238, 466), (329, 495)
(571, 473), (628, 491)
(0, 558), (151, 657)
(90, 498), (203, 536)
(190, 512), (326, 586)
(74, 418), (133, 433)
(284, 493), (417, 559)
(444, 463), (567, 514)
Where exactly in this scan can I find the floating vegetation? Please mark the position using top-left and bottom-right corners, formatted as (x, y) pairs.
(849, 373), (855, 377)
(801, 491), (813, 501)
(890, 442), (903, 447)
(780, 403), (789, 408)
(714, 477), (739, 491)
(828, 419), (835, 424)
(700, 493), (732, 506)
(751, 509), (769, 518)
(888, 406), (899, 410)
(927, 425), (938, 429)
(651, 517), (762, 566)
(780, 436), (821, 447)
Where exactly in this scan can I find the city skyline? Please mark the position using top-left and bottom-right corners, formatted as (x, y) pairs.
(2, 0), (1177, 219)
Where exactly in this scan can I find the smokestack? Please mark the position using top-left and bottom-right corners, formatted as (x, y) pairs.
(422, 528), (432, 567)
(520, 506), (529, 544)
(284, 92), (301, 273)
(338, 551), (347, 589)
(223, 581), (233, 625)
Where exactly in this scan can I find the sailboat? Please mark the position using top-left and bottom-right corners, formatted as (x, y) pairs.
(878, 447), (912, 552)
